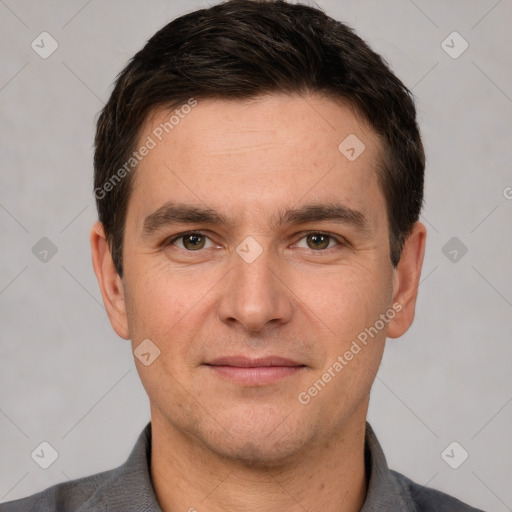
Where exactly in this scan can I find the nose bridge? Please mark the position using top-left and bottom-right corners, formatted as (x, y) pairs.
(217, 238), (294, 331)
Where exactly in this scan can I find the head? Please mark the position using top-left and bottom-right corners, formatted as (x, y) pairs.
(91, 0), (426, 466)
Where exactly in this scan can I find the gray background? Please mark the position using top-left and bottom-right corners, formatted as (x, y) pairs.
(1, 0), (511, 510)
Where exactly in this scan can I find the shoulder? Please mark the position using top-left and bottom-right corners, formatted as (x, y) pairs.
(0, 423), (157, 512)
(0, 468), (117, 512)
(390, 469), (486, 512)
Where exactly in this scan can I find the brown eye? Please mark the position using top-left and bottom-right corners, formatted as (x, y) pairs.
(306, 233), (332, 250)
(182, 234), (205, 250)
(170, 232), (213, 251)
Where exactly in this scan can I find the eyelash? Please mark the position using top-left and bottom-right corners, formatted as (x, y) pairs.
(165, 230), (345, 252)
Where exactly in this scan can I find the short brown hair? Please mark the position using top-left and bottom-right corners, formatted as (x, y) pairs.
(94, 0), (424, 278)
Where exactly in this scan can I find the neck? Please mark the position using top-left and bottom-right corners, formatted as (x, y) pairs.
(150, 410), (368, 512)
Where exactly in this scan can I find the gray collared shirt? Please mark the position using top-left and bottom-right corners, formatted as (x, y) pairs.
(0, 422), (484, 511)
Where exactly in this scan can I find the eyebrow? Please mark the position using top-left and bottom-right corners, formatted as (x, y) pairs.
(141, 201), (368, 237)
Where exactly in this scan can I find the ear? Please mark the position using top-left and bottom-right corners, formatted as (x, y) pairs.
(387, 222), (427, 339)
(90, 221), (130, 339)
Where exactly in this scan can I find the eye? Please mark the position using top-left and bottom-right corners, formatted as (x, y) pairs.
(166, 231), (343, 252)
(168, 232), (215, 251)
(295, 232), (342, 251)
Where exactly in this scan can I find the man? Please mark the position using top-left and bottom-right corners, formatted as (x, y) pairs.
(0, 1), (484, 511)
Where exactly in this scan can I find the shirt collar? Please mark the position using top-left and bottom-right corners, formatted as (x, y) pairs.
(79, 421), (413, 511)
(361, 422), (414, 511)
(78, 422), (161, 511)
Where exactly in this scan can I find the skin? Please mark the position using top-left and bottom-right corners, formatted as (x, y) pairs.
(91, 93), (426, 512)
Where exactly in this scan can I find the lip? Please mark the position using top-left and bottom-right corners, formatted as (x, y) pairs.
(206, 356), (303, 367)
(204, 356), (306, 386)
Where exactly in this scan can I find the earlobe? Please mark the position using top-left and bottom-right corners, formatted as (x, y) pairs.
(387, 222), (427, 339)
(90, 221), (130, 339)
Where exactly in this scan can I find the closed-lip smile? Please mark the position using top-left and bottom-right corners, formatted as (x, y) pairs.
(204, 356), (306, 386)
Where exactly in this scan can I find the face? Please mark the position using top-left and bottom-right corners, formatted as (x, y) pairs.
(92, 93), (424, 466)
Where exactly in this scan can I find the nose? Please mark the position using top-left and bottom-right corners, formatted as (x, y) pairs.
(216, 243), (295, 333)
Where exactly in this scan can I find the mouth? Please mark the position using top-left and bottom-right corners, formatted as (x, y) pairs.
(204, 356), (307, 386)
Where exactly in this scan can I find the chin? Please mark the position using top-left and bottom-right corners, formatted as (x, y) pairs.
(209, 432), (308, 470)
(198, 408), (317, 470)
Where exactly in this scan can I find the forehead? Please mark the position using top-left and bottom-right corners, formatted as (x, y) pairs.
(143, 93), (378, 158)
(128, 94), (385, 230)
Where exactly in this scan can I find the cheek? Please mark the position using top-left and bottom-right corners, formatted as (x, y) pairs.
(297, 263), (393, 343)
(124, 265), (189, 342)
(304, 267), (392, 398)
(125, 265), (217, 369)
